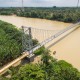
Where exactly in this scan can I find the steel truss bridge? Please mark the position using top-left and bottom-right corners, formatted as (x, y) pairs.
(0, 21), (80, 75)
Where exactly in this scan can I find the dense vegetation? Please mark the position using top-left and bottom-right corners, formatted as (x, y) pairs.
(0, 20), (42, 67)
(0, 20), (22, 66)
(1, 49), (80, 80)
(0, 7), (80, 22)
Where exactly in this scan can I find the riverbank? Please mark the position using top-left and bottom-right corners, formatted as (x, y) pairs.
(0, 7), (80, 23)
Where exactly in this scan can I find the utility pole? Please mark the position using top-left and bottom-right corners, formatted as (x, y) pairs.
(22, 0), (23, 8)
(22, 0), (24, 12)
(77, 0), (79, 7)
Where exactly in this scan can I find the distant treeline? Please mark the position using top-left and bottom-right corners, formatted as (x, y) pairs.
(0, 7), (80, 23)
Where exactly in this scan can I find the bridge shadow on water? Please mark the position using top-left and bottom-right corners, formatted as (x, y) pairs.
(47, 26), (80, 49)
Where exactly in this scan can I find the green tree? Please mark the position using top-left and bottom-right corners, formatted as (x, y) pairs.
(5, 49), (80, 80)
(11, 64), (45, 80)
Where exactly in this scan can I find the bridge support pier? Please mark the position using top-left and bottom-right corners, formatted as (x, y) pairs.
(26, 54), (35, 62)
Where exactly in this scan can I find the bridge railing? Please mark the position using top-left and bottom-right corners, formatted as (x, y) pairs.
(54, 22), (80, 38)
(29, 21), (80, 54)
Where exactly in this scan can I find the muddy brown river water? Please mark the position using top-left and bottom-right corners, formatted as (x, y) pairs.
(0, 15), (80, 70)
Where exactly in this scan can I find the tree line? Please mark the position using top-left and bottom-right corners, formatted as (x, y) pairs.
(0, 7), (80, 22)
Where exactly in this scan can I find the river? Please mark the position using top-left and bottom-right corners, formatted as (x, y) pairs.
(0, 15), (80, 70)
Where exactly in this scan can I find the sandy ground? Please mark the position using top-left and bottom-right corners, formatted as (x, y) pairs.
(0, 15), (80, 70)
